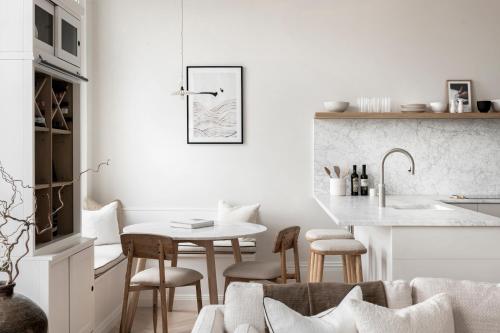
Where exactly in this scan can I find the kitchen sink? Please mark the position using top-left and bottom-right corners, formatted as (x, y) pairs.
(390, 204), (452, 211)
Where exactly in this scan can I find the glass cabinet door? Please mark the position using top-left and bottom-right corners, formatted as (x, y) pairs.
(55, 7), (81, 68)
(34, 0), (55, 53)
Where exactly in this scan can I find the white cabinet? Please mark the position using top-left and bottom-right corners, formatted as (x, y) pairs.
(478, 204), (500, 218)
(70, 246), (95, 333)
(451, 203), (478, 211)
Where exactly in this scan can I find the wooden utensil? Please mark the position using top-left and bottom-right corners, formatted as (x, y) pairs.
(333, 166), (341, 178)
(324, 167), (332, 178)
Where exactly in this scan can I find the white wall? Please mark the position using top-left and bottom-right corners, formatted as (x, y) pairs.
(86, 0), (500, 262)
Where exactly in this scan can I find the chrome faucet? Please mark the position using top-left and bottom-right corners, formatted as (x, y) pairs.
(379, 148), (415, 207)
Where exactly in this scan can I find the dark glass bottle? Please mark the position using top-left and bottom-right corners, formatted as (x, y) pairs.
(351, 165), (359, 196)
(360, 164), (369, 196)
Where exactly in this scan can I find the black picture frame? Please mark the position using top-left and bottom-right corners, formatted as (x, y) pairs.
(187, 66), (244, 144)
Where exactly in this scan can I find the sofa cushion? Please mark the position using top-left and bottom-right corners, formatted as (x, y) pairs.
(94, 244), (126, 278)
(225, 283), (265, 333)
(234, 324), (260, 333)
(263, 286), (362, 333)
(263, 281), (387, 316)
(383, 280), (412, 309)
(411, 277), (500, 333)
(349, 293), (454, 333)
(83, 197), (125, 233)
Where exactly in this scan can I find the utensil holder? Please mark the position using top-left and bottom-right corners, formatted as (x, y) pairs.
(330, 178), (346, 196)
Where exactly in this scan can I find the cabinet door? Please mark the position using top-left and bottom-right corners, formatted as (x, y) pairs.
(478, 204), (500, 218)
(69, 246), (94, 333)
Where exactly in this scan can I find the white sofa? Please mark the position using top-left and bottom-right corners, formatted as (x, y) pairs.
(192, 278), (500, 333)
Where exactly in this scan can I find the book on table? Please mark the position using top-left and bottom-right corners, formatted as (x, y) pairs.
(169, 218), (214, 229)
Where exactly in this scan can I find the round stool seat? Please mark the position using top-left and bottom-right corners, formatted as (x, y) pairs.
(311, 239), (367, 255)
(305, 229), (353, 242)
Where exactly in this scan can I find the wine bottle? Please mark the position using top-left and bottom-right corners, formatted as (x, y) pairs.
(360, 164), (369, 196)
(351, 165), (359, 196)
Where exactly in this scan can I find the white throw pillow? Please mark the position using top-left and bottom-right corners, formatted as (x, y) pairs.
(263, 286), (362, 333)
(348, 293), (454, 333)
(82, 201), (120, 245)
(383, 280), (413, 309)
(217, 200), (261, 242)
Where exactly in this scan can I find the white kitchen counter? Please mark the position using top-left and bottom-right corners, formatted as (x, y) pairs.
(314, 192), (500, 283)
(314, 193), (500, 227)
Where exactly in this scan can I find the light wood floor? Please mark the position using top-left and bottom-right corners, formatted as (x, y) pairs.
(111, 308), (198, 333)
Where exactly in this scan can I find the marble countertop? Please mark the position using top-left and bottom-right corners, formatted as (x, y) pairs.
(314, 193), (500, 227)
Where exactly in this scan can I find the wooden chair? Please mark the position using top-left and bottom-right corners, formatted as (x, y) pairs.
(120, 234), (203, 333)
(223, 226), (301, 294)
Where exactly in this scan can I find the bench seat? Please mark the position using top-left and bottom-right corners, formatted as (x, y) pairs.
(94, 244), (126, 278)
(178, 239), (256, 254)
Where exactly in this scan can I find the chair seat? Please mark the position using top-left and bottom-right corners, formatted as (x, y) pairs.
(131, 267), (203, 287)
(311, 239), (367, 255)
(305, 229), (353, 242)
(223, 261), (282, 280)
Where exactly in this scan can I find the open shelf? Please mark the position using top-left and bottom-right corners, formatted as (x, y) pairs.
(314, 111), (500, 119)
(34, 70), (76, 247)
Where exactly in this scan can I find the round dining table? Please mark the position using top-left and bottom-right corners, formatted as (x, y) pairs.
(122, 221), (267, 325)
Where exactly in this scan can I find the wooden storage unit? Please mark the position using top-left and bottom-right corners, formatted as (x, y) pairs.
(34, 70), (77, 247)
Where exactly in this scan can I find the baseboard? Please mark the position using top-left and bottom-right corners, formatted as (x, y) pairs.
(94, 304), (122, 333)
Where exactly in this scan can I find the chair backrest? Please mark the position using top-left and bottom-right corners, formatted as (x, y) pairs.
(272, 226), (300, 253)
(120, 233), (177, 261)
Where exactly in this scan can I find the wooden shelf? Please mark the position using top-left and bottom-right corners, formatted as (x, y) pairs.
(52, 128), (72, 135)
(52, 181), (73, 188)
(315, 111), (500, 119)
(35, 126), (49, 132)
(34, 184), (50, 190)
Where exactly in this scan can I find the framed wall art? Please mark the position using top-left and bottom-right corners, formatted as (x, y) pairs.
(447, 80), (472, 113)
(187, 66), (243, 144)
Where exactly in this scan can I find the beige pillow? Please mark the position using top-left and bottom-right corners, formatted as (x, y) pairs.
(83, 197), (124, 233)
(217, 200), (260, 242)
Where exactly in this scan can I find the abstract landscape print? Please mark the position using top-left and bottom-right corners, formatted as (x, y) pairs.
(187, 66), (243, 144)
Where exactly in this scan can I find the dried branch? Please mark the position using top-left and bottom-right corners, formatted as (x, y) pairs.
(0, 160), (110, 284)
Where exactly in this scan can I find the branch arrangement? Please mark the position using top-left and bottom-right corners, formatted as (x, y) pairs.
(0, 159), (110, 284)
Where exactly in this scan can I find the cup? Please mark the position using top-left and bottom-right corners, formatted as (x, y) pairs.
(477, 101), (492, 113)
(330, 178), (346, 196)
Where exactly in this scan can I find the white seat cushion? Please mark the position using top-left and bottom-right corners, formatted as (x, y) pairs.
(348, 293), (454, 333)
(411, 277), (500, 333)
(94, 244), (126, 277)
(311, 239), (367, 254)
(305, 229), (353, 242)
(131, 267), (203, 287)
(178, 239), (256, 254)
(224, 261), (281, 280)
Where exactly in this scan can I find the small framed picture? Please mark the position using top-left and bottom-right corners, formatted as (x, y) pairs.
(187, 66), (243, 144)
(447, 80), (472, 112)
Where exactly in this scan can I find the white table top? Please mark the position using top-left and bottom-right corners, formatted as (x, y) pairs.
(123, 222), (268, 240)
(314, 193), (500, 227)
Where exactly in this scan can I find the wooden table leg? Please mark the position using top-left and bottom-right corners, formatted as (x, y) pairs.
(126, 257), (146, 331)
(231, 238), (242, 263)
(204, 241), (218, 304)
(168, 241), (178, 312)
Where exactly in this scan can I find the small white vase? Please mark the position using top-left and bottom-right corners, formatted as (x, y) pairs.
(449, 100), (456, 113)
(330, 178), (346, 196)
(457, 99), (464, 113)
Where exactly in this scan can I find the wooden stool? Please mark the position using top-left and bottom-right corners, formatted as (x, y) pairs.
(309, 239), (366, 283)
(305, 229), (353, 282)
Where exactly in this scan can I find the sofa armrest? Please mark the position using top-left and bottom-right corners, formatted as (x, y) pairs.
(191, 305), (225, 333)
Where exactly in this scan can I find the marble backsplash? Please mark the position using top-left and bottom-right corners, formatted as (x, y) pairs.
(314, 119), (500, 196)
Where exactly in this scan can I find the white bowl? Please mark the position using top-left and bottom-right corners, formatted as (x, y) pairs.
(323, 101), (349, 112)
(492, 99), (500, 112)
(430, 102), (447, 113)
